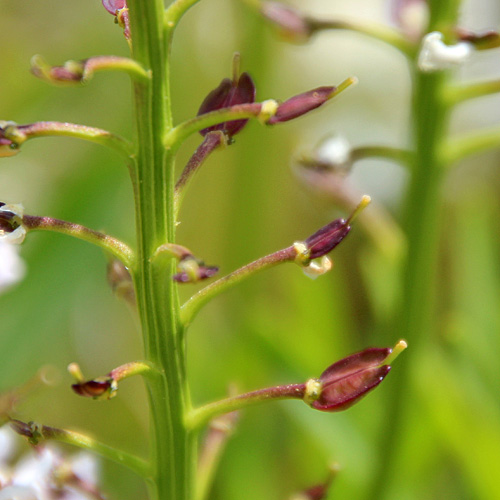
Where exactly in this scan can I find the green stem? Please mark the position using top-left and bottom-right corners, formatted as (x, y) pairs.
(174, 132), (225, 215)
(195, 411), (239, 500)
(164, 103), (264, 150)
(10, 421), (150, 478)
(127, 1), (192, 499)
(23, 215), (135, 267)
(369, 2), (459, 497)
(164, 0), (203, 29)
(445, 79), (500, 105)
(310, 19), (416, 57)
(186, 383), (306, 431)
(181, 246), (296, 326)
(31, 54), (150, 84)
(12, 121), (132, 158)
(351, 145), (414, 168)
(442, 127), (500, 167)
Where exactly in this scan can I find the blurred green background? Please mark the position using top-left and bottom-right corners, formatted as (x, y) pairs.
(1, 1), (500, 499)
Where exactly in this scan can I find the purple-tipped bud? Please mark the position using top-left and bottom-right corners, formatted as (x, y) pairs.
(261, 2), (312, 43)
(102, 0), (130, 40)
(72, 379), (115, 400)
(31, 56), (85, 84)
(102, 0), (126, 15)
(311, 347), (392, 412)
(10, 419), (42, 445)
(173, 260), (219, 283)
(456, 28), (500, 50)
(305, 218), (350, 260)
(267, 87), (336, 125)
(197, 71), (256, 138)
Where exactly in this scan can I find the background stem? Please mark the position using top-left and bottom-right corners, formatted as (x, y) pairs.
(369, 1), (459, 496)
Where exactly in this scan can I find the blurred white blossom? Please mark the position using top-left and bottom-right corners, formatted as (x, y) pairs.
(0, 241), (26, 293)
(0, 426), (101, 500)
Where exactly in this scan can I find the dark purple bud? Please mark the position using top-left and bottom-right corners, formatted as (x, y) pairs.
(456, 28), (500, 50)
(305, 218), (350, 260)
(302, 195), (370, 260)
(309, 341), (406, 412)
(197, 68), (256, 138)
(312, 348), (391, 411)
(0, 208), (22, 234)
(102, 0), (126, 15)
(267, 87), (335, 124)
(72, 379), (114, 400)
(261, 2), (312, 43)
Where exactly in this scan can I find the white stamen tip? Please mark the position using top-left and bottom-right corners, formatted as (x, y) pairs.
(418, 31), (472, 73)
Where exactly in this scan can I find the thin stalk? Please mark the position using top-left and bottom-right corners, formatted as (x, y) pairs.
(368, 1), (459, 497)
(3, 121), (132, 158)
(23, 215), (135, 267)
(127, 1), (192, 500)
(181, 246), (296, 325)
(195, 411), (239, 500)
(186, 384), (306, 431)
(310, 19), (416, 57)
(10, 420), (150, 478)
(442, 126), (500, 167)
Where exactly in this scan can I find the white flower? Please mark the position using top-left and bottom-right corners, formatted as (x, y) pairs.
(0, 241), (26, 293)
(418, 31), (472, 72)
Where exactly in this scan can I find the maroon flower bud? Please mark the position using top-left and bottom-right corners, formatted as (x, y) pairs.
(267, 87), (335, 125)
(197, 55), (256, 138)
(71, 379), (114, 399)
(102, 0), (130, 40)
(302, 195), (371, 261)
(102, 0), (126, 15)
(308, 341), (406, 412)
(305, 218), (350, 260)
(456, 28), (500, 50)
(261, 2), (312, 43)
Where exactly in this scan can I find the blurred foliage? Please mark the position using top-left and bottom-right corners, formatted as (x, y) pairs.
(1, 1), (500, 499)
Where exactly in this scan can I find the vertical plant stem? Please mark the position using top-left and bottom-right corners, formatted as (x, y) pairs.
(369, 1), (459, 497)
(127, 1), (192, 499)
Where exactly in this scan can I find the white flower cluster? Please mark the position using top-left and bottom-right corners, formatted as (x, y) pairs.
(0, 426), (101, 500)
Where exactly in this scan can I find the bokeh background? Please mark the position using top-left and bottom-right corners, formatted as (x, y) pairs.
(1, 0), (500, 499)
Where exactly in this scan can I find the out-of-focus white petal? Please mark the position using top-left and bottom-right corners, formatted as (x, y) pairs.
(0, 241), (26, 292)
(0, 484), (40, 500)
(70, 452), (99, 486)
(315, 135), (351, 167)
(0, 426), (19, 465)
(418, 32), (472, 72)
